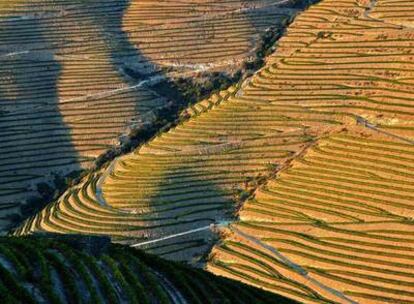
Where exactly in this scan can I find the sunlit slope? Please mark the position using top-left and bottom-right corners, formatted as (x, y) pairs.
(0, 0), (297, 230)
(248, 0), (414, 131)
(371, 0), (414, 27)
(0, 236), (297, 304)
(208, 128), (414, 304)
(206, 0), (414, 303)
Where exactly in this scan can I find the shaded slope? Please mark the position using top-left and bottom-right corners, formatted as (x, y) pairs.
(0, 0), (167, 232)
(0, 14), (82, 231)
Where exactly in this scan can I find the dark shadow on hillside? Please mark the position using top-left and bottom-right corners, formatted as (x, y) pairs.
(95, 0), (307, 104)
(0, 0), (170, 232)
(0, 15), (81, 229)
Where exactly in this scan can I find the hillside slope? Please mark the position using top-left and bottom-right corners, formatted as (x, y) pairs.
(207, 0), (414, 303)
(0, 0), (302, 231)
(14, 0), (414, 303)
(13, 1), (322, 262)
(208, 128), (414, 304)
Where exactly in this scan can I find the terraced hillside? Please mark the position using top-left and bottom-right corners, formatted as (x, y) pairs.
(0, 235), (297, 304)
(207, 0), (414, 303)
(0, 0), (301, 231)
(14, 0), (414, 303)
(15, 82), (343, 261)
(371, 0), (414, 27)
(124, 0), (298, 70)
(208, 128), (414, 304)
